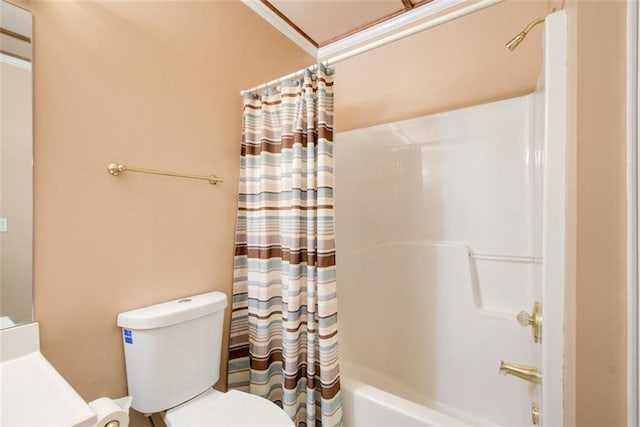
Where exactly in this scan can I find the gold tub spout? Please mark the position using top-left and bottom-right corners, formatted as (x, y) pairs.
(498, 361), (542, 384)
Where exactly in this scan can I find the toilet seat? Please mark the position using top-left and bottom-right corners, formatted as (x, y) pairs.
(164, 388), (295, 427)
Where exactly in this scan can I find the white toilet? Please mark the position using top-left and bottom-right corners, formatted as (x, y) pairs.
(117, 291), (294, 426)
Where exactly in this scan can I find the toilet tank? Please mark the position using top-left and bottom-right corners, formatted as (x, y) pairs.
(117, 292), (227, 414)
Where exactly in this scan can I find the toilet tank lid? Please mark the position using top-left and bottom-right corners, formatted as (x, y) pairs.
(117, 291), (227, 330)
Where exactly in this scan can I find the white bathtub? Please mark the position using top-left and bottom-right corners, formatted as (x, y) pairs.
(341, 377), (470, 427)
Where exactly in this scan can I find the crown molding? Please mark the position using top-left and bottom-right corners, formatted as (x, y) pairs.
(0, 52), (31, 69)
(318, 0), (468, 60)
(241, 0), (318, 58)
(242, 0), (483, 62)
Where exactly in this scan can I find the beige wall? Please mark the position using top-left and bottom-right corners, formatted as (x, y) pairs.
(574, 1), (627, 425)
(14, 0), (312, 423)
(10, 0), (630, 424)
(334, 0), (546, 131)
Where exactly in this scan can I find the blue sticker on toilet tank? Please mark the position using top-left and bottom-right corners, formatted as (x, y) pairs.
(123, 329), (133, 344)
(124, 329), (132, 337)
(125, 337), (133, 344)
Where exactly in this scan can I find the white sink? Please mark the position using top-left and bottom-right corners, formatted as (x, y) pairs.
(0, 323), (97, 427)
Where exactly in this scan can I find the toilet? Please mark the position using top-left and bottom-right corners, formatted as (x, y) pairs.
(117, 292), (294, 426)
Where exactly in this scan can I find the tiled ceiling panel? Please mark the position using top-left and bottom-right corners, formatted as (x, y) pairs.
(266, 0), (424, 46)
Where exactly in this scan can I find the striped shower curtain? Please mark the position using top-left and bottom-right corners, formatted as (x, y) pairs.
(228, 65), (342, 427)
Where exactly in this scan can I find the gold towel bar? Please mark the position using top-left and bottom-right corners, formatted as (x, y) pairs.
(107, 162), (224, 185)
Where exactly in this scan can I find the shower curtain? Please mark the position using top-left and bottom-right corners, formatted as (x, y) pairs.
(228, 65), (342, 427)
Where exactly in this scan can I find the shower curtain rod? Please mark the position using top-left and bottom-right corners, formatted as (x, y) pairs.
(240, 0), (503, 95)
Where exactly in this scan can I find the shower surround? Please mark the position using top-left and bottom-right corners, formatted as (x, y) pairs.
(333, 12), (569, 425)
(335, 93), (541, 426)
(334, 11), (576, 427)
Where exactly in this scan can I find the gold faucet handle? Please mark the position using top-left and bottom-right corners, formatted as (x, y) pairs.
(517, 301), (542, 343)
(531, 403), (541, 426)
(517, 310), (532, 326)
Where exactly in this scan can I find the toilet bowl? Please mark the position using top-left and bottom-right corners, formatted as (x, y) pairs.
(117, 292), (294, 426)
(163, 388), (293, 426)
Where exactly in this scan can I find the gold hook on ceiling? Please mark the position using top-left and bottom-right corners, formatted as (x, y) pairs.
(506, 16), (546, 51)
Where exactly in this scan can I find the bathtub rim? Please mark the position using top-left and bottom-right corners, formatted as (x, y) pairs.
(340, 375), (473, 427)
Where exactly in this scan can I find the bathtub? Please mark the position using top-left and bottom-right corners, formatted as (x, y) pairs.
(340, 377), (469, 427)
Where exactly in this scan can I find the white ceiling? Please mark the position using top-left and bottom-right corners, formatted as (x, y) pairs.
(264, 0), (430, 46)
